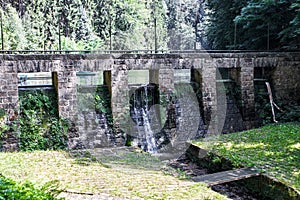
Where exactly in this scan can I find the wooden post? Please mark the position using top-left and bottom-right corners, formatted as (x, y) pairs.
(265, 82), (282, 123)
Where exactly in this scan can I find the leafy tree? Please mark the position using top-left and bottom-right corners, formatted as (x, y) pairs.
(205, 0), (247, 50)
(1, 4), (27, 50)
(133, 0), (167, 50)
(1, 0), (161, 50)
(278, 0), (300, 49)
(21, 0), (60, 50)
(92, 0), (112, 42)
(165, 0), (202, 50)
(93, 0), (167, 50)
(235, 0), (298, 50)
(0, 0), (192, 51)
(205, 0), (300, 50)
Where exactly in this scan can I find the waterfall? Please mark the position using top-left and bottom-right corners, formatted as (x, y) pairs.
(131, 85), (157, 153)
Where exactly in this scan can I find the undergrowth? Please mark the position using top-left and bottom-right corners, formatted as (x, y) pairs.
(255, 85), (300, 124)
(19, 89), (68, 151)
(0, 174), (63, 200)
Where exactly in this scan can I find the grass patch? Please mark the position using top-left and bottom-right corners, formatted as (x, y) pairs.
(193, 123), (300, 192)
(0, 150), (226, 200)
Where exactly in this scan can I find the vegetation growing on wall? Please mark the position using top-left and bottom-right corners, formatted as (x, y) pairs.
(18, 90), (68, 151)
(0, 109), (7, 138)
(257, 100), (300, 125)
(255, 82), (300, 125)
(95, 86), (113, 126)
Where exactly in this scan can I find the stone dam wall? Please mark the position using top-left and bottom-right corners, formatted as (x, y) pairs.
(0, 52), (299, 151)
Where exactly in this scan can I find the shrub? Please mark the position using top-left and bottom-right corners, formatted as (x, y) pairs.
(19, 90), (68, 151)
(0, 174), (63, 200)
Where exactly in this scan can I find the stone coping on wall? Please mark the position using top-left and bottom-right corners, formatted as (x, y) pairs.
(0, 52), (299, 60)
(0, 52), (299, 72)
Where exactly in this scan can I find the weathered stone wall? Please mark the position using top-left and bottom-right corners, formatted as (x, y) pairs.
(0, 61), (18, 121)
(0, 61), (19, 151)
(273, 57), (300, 105)
(202, 58), (218, 135)
(239, 58), (256, 129)
(108, 64), (129, 146)
(76, 86), (114, 149)
(0, 52), (299, 151)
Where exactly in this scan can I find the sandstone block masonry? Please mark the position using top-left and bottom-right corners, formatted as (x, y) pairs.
(0, 61), (18, 151)
(0, 52), (299, 151)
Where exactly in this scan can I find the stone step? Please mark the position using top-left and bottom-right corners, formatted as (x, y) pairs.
(192, 167), (260, 186)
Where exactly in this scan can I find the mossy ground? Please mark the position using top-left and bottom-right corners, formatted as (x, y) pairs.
(0, 147), (226, 200)
(193, 123), (300, 192)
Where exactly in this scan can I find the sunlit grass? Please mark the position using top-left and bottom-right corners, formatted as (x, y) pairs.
(0, 150), (226, 200)
(193, 123), (300, 192)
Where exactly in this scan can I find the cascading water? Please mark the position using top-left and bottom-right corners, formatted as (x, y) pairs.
(130, 85), (158, 153)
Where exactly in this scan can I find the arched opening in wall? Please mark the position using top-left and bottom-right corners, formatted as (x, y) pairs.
(17, 72), (64, 151)
(128, 69), (159, 126)
(216, 68), (244, 134)
(173, 69), (193, 129)
(76, 71), (114, 148)
(254, 67), (275, 125)
(174, 69), (191, 83)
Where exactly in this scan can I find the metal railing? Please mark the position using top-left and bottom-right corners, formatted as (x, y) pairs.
(0, 49), (298, 55)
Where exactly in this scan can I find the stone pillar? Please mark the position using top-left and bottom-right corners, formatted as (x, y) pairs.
(240, 58), (256, 129)
(110, 65), (129, 145)
(158, 69), (174, 91)
(0, 61), (19, 151)
(0, 61), (19, 118)
(55, 64), (81, 149)
(202, 59), (218, 135)
(57, 65), (78, 121)
(149, 69), (174, 91)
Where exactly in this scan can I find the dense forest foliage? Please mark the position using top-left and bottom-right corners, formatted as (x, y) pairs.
(0, 0), (299, 51)
(0, 0), (167, 50)
(205, 0), (300, 50)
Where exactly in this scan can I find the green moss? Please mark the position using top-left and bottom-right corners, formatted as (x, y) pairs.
(193, 123), (300, 192)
